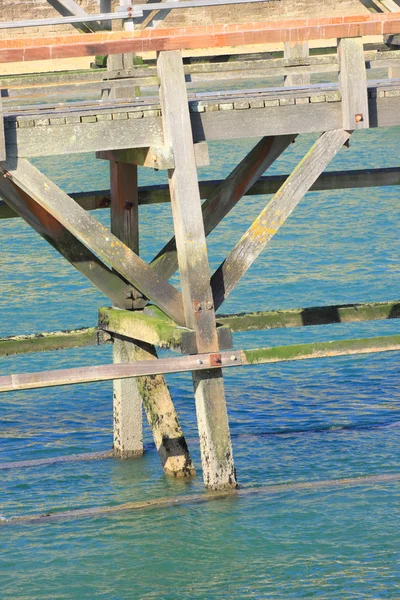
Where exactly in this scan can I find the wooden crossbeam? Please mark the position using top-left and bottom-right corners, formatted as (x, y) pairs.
(2, 166), (400, 220)
(99, 306), (198, 354)
(1, 13), (400, 63)
(0, 174), (136, 309)
(98, 306), (232, 354)
(151, 135), (295, 279)
(211, 129), (351, 310)
(217, 300), (400, 331)
(0, 158), (185, 326)
(1, 300), (397, 357)
(1, 334), (399, 393)
(0, 328), (110, 357)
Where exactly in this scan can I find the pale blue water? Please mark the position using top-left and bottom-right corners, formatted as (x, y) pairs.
(0, 127), (399, 598)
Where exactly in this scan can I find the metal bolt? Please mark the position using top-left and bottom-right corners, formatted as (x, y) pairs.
(230, 355), (237, 361)
(194, 301), (202, 312)
(206, 301), (213, 310)
(196, 359), (203, 365)
(355, 113), (363, 123)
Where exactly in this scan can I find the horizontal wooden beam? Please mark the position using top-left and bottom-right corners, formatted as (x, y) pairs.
(1, 167), (399, 219)
(98, 306), (232, 353)
(1, 300), (397, 357)
(0, 328), (110, 357)
(0, 334), (399, 393)
(217, 300), (400, 331)
(99, 306), (197, 353)
(0, 13), (399, 63)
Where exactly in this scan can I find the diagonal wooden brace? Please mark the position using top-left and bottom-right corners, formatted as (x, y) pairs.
(0, 174), (134, 309)
(151, 134), (296, 279)
(0, 157), (186, 326)
(211, 129), (351, 310)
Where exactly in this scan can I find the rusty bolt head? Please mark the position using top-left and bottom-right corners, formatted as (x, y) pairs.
(355, 114), (363, 123)
(206, 301), (214, 310)
(194, 300), (202, 313)
(209, 353), (222, 366)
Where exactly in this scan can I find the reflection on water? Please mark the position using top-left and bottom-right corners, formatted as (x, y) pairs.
(0, 127), (399, 598)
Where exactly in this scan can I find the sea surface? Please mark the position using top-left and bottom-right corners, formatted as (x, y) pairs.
(0, 125), (399, 598)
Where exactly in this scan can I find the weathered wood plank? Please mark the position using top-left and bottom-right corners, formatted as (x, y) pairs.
(7, 94), (400, 159)
(99, 306), (197, 354)
(0, 328), (110, 357)
(211, 129), (351, 310)
(109, 159), (143, 458)
(0, 158), (185, 326)
(0, 174), (134, 309)
(217, 300), (400, 332)
(98, 147), (175, 170)
(158, 49), (236, 490)
(1, 335), (399, 393)
(2, 166), (400, 219)
(108, 155), (195, 474)
(284, 42), (310, 86)
(338, 37), (369, 130)
(151, 135), (295, 280)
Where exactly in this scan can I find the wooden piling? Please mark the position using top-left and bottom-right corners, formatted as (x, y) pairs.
(157, 49), (236, 490)
(108, 158), (194, 474)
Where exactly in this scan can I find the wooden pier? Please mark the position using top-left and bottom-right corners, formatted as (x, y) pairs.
(0, 2), (399, 491)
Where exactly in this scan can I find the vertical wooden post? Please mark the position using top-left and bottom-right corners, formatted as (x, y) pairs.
(110, 160), (195, 475)
(338, 37), (369, 130)
(284, 42), (310, 86)
(157, 50), (236, 490)
(110, 161), (143, 458)
(99, 0), (112, 31)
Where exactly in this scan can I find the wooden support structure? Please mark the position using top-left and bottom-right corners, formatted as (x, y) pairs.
(284, 42), (310, 86)
(1, 16), (400, 494)
(0, 158), (186, 326)
(338, 37), (370, 130)
(108, 155), (194, 474)
(158, 49), (236, 490)
(109, 159), (143, 458)
(2, 166), (400, 220)
(0, 174), (135, 309)
(1, 300), (397, 357)
(151, 135), (295, 280)
(211, 129), (351, 310)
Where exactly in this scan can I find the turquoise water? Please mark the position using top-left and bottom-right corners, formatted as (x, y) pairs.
(0, 128), (399, 598)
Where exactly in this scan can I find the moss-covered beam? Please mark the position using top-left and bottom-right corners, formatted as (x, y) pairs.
(0, 328), (110, 357)
(98, 306), (197, 354)
(217, 300), (400, 332)
(242, 334), (400, 365)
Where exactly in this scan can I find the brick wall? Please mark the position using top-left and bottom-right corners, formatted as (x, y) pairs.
(0, 0), (369, 40)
